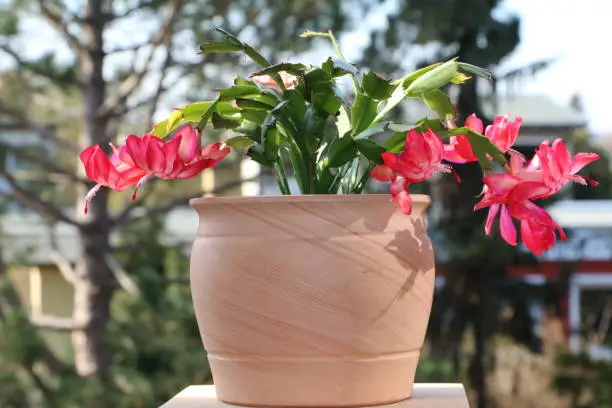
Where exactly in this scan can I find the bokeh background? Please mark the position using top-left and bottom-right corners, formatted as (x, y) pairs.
(1, 0), (612, 407)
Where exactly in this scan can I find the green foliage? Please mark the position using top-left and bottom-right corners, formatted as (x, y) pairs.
(158, 28), (500, 195)
(570, 130), (612, 199)
(361, 72), (394, 100)
(0, 309), (47, 367)
(0, 218), (208, 407)
(0, 8), (18, 36)
(554, 352), (612, 408)
(415, 357), (456, 383)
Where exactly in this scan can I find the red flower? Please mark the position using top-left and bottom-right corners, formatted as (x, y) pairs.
(511, 200), (567, 255)
(485, 115), (522, 154)
(443, 114), (483, 163)
(372, 128), (454, 214)
(474, 154), (569, 253)
(79, 144), (147, 213)
(80, 125), (230, 213)
(531, 138), (600, 196)
(473, 137), (602, 254)
(443, 114), (523, 164)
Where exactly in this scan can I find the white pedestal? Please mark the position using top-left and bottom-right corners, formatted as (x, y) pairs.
(160, 384), (470, 408)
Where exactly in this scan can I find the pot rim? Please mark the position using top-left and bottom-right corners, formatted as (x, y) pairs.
(189, 193), (431, 207)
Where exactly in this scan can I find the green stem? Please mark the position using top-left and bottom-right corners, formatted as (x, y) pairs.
(327, 30), (360, 95)
(352, 163), (375, 194)
(328, 30), (346, 60)
(330, 163), (352, 194)
(273, 160), (291, 195)
(215, 28), (287, 93)
(278, 121), (311, 194)
(344, 158), (360, 192)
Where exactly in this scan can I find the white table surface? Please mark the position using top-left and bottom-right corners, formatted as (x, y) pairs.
(160, 384), (470, 408)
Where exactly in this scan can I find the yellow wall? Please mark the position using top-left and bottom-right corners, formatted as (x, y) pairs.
(201, 161), (244, 197)
(6, 264), (73, 318)
(39, 265), (73, 318)
(7, 265), (32, 312)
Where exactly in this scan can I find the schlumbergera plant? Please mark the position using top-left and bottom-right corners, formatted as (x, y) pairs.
(81, 29), (600, 255)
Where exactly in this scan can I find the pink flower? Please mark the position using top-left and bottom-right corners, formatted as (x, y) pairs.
(80, 145), (147, 213)
(372, 128), (454, 214)
(509, 200), (567, 255)
(473, 137), (602, 254)
(80, 125), (230, 212)
(474, 154), (561, 249)
(443, 114), (523, 164)
(485, 115), (522, 154)
(443, 114), (483, 163)
(530, 138), (600, 196)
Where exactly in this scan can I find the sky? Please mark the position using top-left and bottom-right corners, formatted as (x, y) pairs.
(337, 0), (612, 136)
(497, 0), (612, 136)
(6, 0), (612, 137)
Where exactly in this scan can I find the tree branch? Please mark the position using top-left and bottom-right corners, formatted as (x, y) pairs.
(107, 180), (158, 226)
(25, 365), (55, 403)
(145, 44), (173, 130)
(110, 0), (166, 20)
(98, 0), (185, 120)
(111, 69), (184, 120)
(591, 297), (612, 346)
(105, 40), (150, 55)
(112, 174), (260, 227)
(47, 226), (79, 286)
(35, 0), (84, 52)
(6, 145), (88, 184)
(104, 254), (139, 296)
(0, 168), (79, 226)
(0, 100), (81, 153)
(0, 44), (78, 85)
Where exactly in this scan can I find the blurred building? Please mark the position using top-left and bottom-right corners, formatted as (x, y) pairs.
(0, 123), (56, 209)
(481, 94), (586, 150)
(508, 199), (612, 360)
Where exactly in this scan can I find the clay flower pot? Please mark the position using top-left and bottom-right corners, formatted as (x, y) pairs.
(189, 194), (435, 407)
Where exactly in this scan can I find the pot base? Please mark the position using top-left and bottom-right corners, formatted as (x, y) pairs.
(209, 351), (420, 407)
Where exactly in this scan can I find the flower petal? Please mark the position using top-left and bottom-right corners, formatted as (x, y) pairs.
(465, 113), (484, 134)
(125, 135), (149, 170)
(173, 160), (210, 179)
(145, 136), (166, 172)
(371, 164), (394, 181)
(443, 144), (470, 164)
(483, 174), (521, 195)
(499, 205), (517, 246)
(453, 135), (477, 162)
(510, 181), (552, 202)
(485, 203), (500, 235)
(393, 190), (413, 215)
(520, 219), (542, 255)
(173, 125), (199, 162)
(569, 152), (600, 174)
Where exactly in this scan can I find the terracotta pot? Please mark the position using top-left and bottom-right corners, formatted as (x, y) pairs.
(189, 194), (435, 407)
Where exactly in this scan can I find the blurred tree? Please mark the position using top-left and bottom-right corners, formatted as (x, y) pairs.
(0, 0), (352, 402)
(1, 215), (211, 406)
(570, 129), (612, 199)
(554, 352), (612, 408)
(553, 286), (612, 408)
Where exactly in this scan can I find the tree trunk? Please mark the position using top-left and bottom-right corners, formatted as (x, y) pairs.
(72, 226), (115, 377)
(470, 284), (488, 408)
(72, 0), (115, 377)
(430, 29), (491, 406)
